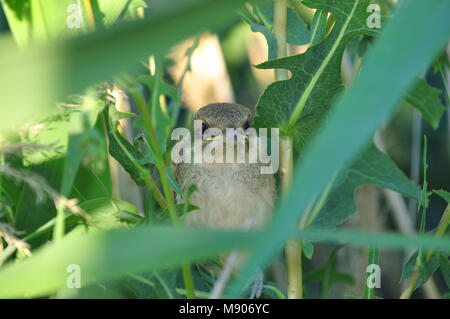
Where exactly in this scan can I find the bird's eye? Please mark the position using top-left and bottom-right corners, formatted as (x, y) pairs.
(202, 121), (209, 135)
(243, 121), (250, 131)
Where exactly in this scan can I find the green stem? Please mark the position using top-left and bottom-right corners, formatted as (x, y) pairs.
(289, 0), (314, 27)
(274, 0), (303, 299)
(128, 69), (195, 299)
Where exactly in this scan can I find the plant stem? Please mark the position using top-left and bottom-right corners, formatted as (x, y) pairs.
(280, 137), (303, 299)
(129, 73), (195, 299)
(273, 0), (288, 81)
(274, 0), (303, 299)
(400, 202), (450, 299)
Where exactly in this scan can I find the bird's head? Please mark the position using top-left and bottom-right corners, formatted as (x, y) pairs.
(194, 103), (251, 140)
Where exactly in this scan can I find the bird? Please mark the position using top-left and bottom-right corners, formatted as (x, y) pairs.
(173, 102), (276, 230)
(173, 103), (276, 298)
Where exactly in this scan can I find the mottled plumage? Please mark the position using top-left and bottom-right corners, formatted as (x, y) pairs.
(174, 103), (276, 230)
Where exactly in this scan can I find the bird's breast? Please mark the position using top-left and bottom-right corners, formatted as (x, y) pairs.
(175, 162), (276, 230)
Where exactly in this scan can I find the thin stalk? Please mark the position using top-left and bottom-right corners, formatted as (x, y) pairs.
(52, 206), (65, 241)
(274, 0), (303, 299)
(400, 202), (450, 299)
(128, 77), (195, 299)
(273, 0), (288, 81)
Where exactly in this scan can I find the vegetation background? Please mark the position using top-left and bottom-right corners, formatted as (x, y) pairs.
(0, 0), (449, 299)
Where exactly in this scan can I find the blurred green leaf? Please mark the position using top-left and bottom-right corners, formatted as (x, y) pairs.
(1, 225), (450, 297)
(0, 0), (251, 129)
(14, 159), (63, 247)
(0, 0), (32, 48)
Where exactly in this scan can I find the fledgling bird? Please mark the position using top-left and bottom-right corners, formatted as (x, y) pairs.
(174, 102), (276, 230)
(173, 103), (276, 298)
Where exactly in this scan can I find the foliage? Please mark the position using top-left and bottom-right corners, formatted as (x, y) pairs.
(0, 0), (449, 299)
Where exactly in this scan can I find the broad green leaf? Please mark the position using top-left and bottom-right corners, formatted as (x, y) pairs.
(61, 90), (104, 196)
(229, 0), (450, 297)
(253, 0), (379, 155)
(405, 79), (446, 129)
(310, 144), (421, 228)
(0, 0), (251, 130)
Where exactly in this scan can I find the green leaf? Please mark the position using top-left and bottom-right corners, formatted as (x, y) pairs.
(103, 104), (150, 186)
(434, 189), (450, 203)
(309, 9), (327, 46)
(253, 0), (379, 157)
(310, 144), (421, 228)
(0, 226), (259, 298)
(1, 225), (450, 297)
(400, 250), (440, 291)
(0, 0), (32, 48)
(405, 79), (446, 129)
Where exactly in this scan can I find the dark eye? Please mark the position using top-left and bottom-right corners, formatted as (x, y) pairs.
(202, 121), (209, 135)
(243, 121), (250, 130)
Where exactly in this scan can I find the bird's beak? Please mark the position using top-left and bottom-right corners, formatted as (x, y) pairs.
(204, 131), (248, 142)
